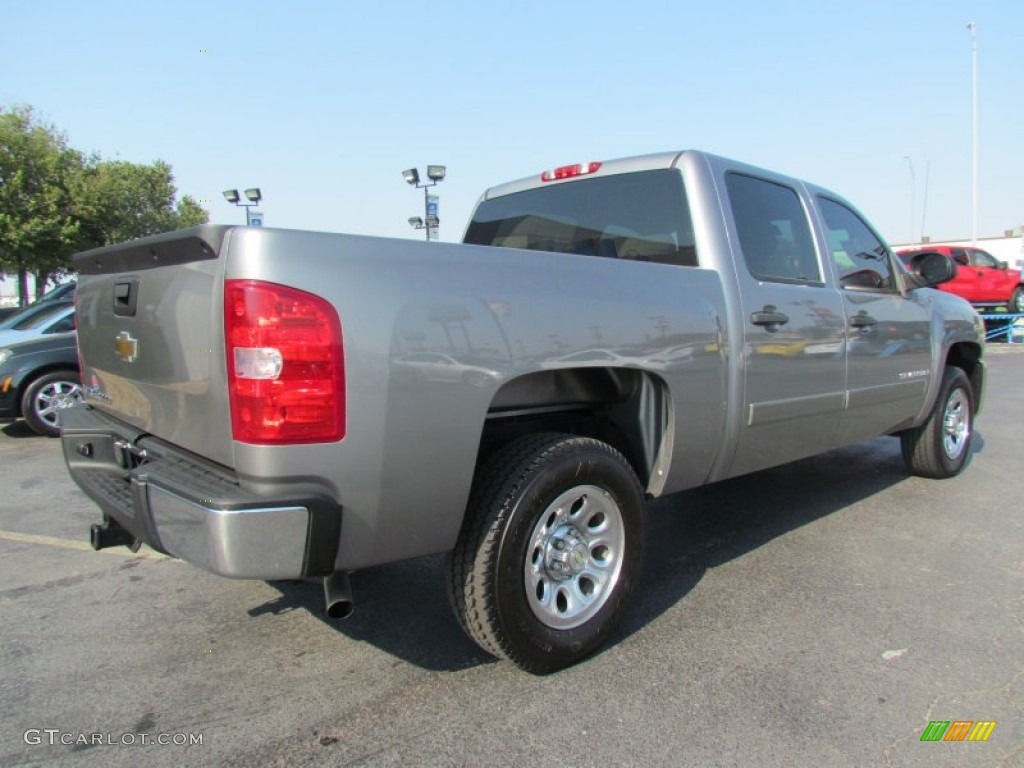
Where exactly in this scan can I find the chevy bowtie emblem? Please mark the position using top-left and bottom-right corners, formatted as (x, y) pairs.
(115, 331), (139, 363)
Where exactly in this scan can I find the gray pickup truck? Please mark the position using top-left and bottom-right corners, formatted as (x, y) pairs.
(61, 150), (985, 672)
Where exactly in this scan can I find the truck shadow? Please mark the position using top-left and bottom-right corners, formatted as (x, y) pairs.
(252, 434), (981, 673)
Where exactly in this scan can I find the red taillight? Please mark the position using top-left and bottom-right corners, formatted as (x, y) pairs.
(540, 162), (602, 182)
(224, 279), (345, 444)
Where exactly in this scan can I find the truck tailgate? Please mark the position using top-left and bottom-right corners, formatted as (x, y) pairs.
(74, 226), (235, 468)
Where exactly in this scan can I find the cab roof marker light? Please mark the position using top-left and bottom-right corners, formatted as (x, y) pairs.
(540, 161), (602, 182)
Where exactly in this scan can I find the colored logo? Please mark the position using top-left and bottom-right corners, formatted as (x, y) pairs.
(115, 332), (138, 363)
(920, 720), (997, 742)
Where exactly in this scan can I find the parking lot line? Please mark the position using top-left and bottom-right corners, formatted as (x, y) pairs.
(0, 529), (172, 561)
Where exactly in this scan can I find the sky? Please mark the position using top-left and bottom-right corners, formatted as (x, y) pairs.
(2, 0), (1021, 246)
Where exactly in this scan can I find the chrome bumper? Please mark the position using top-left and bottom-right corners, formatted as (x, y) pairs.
(61, 405), (341, 580)
(148, 486), (310, 578)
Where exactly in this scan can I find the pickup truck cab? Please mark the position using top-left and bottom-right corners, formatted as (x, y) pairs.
(61, 150), (985, 672)
(896, 244), (1024, 313)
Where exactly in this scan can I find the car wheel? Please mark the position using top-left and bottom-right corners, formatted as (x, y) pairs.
(1010, 286), (1024, 314)
(21, 369), (83, 437)
(900, 366), (974, 479)
(448, 433), (646, 673)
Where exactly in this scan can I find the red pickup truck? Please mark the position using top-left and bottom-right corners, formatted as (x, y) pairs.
(897, 245), (1023, 313)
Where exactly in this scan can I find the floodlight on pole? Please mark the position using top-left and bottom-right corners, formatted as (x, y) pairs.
(402, 165), (446, 241)
(903, 156), (916, 246)
(224, 186), (263, 226)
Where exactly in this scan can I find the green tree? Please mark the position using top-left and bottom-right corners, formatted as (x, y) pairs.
(0, 106), (82, 305)
(72, 159), (210, 251)
(1, 104), (211, 305)
(175, 194), (209, 229)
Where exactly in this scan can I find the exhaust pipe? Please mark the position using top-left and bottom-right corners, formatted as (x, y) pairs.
(90, 519), (138, 551)
(323, 571), (354, 619)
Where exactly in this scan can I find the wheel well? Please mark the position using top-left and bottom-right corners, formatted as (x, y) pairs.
(945, 343), (983, 414)
(14, 365), (80, 417)
(478, 367), (673, 494)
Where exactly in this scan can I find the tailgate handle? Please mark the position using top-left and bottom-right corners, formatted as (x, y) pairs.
(113, 278), (139, 317)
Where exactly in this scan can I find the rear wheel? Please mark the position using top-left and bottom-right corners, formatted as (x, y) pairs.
(900, 366), (973, 478)
(448, 433), (646, 673)
(21, 369), (83, 437)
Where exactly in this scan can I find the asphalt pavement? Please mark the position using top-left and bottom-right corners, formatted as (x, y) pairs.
(1, 349), (1021, 767)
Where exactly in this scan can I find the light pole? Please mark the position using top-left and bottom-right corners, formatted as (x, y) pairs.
(403, 166), (445, 240)
(223, 188), (263, 226)
(903, 156), (916, 246)
(967, 21), (978, 244)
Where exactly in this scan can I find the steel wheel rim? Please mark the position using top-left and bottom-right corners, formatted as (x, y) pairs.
(34, 381), (83, 427)
(524, 484), (625, 630)
(941, 387), (970, 461)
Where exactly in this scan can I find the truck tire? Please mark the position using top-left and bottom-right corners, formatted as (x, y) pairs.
(900, 366), (974, 479)
(1010, 286), (1024, 314)
(448, 433), (646, 673)
(21, 369), (83, 437)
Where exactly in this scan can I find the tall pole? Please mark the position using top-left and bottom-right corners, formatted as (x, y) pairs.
(920, 159), (930, 242)
(423, 186), (431, 242)
(903, 156), (916, 246)
(968, 21), (978, 245)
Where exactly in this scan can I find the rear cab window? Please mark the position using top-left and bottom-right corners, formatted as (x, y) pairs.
(464, 169), (698, 268)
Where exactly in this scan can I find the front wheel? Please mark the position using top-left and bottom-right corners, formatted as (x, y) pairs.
(448, 433), (646, 673)
(21, 369), (83, 437)
(900, 366), (974, 478)
(1009, 286), (1024, 314)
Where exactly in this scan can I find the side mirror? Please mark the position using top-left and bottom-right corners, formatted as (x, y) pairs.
(906, 251), (955, 288)
(998, 260), (1008, 270)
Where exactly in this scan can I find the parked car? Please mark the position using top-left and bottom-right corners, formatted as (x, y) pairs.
(0, 304), (76, 348)
(0, 280), (77, 322)
(0, 299), (72, 331)
(0, 333), (81, 436)
(392, 352), (504, 387)
(896, 246), (1023, 313)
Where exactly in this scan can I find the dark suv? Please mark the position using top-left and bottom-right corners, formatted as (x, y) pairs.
(0, 280), (77, 322)
(0, 333), (81, 436)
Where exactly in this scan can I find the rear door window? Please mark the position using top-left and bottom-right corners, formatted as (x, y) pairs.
(464, 169), (698, 268)
(725, 173), (821, 284)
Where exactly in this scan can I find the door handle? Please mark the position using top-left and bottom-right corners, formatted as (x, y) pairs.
(850, 313), (877, 329)
(750, 306), (790, 331)
(113, 278), (139, 317)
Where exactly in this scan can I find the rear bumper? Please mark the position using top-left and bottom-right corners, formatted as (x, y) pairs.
(60, 405), (341, 579)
